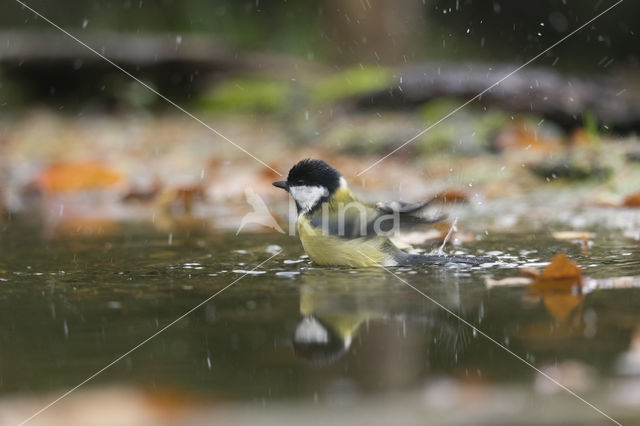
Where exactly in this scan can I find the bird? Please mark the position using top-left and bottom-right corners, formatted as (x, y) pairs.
(273, 159), (493, 267)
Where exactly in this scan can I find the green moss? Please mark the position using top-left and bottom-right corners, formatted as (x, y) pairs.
(312, 66), (392, 104)
(198, 78), (290, 113)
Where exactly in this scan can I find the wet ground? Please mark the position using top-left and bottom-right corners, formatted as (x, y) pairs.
(1, 215), (639, 425)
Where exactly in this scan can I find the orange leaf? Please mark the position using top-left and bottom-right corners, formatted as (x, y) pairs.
(530, 254), (582, 293)
(38, 163), (121, 193)
(540, 253), (581, 280)
(622, 192), (640, 208)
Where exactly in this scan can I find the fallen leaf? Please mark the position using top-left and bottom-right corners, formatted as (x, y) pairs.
(530, 254), (583, 321)
(37, 163), (122, 192)
(539, 253), (581, 280)
(622, 192), (640, 207)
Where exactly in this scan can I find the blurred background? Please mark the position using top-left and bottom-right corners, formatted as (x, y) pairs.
(1, 0), (639, 106)
(2, 2), (640, 426)
(0, 0), (639, 223)
(1, 0), (639, 220)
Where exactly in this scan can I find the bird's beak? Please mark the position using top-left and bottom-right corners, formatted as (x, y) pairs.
(272, 180), (288, 191)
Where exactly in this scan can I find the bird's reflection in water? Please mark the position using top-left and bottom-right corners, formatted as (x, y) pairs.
(292, 274), (376, 365)
(291, 270), (478, 368)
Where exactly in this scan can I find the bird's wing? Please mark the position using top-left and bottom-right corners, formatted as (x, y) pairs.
(370, 196), (447, 234)
(308, 196), (445, 240)
(377, 197), (447, 227)
(374, 197), (437, 214)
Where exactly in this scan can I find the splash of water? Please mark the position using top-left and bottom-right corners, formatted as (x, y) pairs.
(436, 217), (458, 255)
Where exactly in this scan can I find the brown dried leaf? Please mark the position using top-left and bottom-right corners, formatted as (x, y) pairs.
(540, 253), (581, 280)
(529, 254), (583, 320)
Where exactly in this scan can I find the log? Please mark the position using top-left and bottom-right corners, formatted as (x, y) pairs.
(347, 63), (640, 131)
(0, 30), (241, 69)
(0, 30), (310, 101)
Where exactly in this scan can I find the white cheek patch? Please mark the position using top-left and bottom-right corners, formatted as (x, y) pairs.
(289, 185), (329, 212)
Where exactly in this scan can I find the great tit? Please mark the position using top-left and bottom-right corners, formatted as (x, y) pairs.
(273, 159), (492, 267)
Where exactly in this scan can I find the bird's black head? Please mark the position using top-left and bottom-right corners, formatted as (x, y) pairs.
(272, 159), (343, 213)
(286, 159), (342, 192)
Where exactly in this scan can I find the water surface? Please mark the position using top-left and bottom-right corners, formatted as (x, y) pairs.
(1, 218), (639, 424)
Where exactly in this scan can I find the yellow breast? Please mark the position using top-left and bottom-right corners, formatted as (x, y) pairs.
(297, 215), (389, 267)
